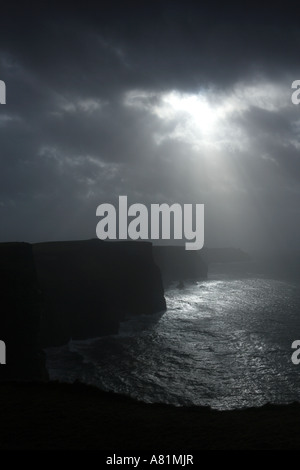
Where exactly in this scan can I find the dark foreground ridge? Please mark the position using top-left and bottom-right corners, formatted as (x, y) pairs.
(1, 380), (300, 450)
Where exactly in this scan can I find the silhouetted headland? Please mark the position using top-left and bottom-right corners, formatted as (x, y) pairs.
(33, 239), (166, 347)
(153, 246), (208, 287)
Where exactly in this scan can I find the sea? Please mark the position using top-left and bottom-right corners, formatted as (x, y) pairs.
(45, 261), (300, 410)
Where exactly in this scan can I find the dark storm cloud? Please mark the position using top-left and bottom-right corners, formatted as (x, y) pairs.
(2, 2), (300, 91)
(0, 1), (300, 248)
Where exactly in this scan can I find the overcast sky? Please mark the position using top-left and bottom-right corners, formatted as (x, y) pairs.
(0, 2), (299, 251)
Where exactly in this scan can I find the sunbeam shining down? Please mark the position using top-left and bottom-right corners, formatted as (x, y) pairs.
(124, 81), (292, 154)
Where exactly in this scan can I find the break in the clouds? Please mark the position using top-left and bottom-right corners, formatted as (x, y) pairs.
(0, 2), (300, 250)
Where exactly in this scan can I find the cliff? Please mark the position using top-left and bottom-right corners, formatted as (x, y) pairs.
(0, 242), (47, 381)
(33, 239), (166, 347)
(153, 246), (208, 287)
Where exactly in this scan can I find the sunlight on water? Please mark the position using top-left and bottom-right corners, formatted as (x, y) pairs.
(46, 271), (300, 410)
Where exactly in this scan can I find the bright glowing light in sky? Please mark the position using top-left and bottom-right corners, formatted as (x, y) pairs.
(159, 92), (220, 135)
(151, 90), (242, 149)
(124, 81), (290, 151)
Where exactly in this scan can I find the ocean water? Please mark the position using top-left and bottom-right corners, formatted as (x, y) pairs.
(46, 265), (300, 410)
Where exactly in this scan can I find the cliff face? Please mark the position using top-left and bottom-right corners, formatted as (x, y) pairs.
(33, 240), (166, 347)
(0, 242), (48, 381)
(153, 246), (208, 287)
